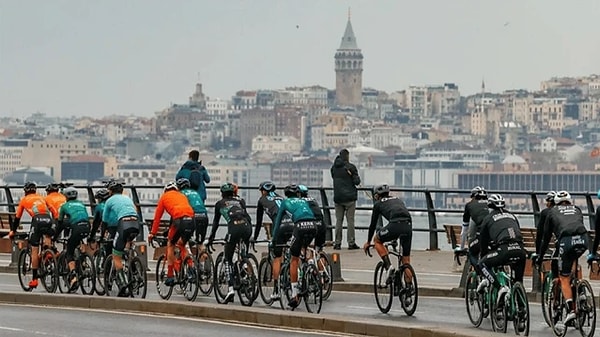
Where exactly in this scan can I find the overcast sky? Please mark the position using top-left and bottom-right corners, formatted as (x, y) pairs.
(1, 1), (599, 117)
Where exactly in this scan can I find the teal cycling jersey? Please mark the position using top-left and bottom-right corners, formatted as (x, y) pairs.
(94, 202), (105, 219)
(58, 200), (89, 226)
(272, 197), (315, 238)
(181, 188), (207, 214)
(102, 194), (138, 228)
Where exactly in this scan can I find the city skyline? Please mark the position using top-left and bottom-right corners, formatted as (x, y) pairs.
(1, 1), (599, 117)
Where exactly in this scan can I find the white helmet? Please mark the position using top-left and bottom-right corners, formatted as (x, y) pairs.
(554, 190), (572, 205)
(164, 181), (178, 192)
(487, 194), (506, 209)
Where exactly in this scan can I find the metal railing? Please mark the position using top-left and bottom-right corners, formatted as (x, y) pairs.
(2, 185), (599, 251)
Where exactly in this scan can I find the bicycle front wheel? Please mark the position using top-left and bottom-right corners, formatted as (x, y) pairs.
(129, 256), (147, 299)
(93, 249), (107, 296)
(279, 262), (292, 310)
(103, 255), (120, 297)
(182, 255), (199, 302)
(465, 271), (484, 327)
(155, 254), (172, 300)
(541, 271), (552, 327)
(318, 251), (333, 301)
(548, 279), (567, 337)
(197, 250), (214, 295)
(56, 253), (71, 294)
(17, 249), (32, 292)
(373, 261), (393, 313)
(258, 256), (275, 305)
(399, 263), (418, 316)
(577, 279), (596, 337)
(303, 264), (323, 314)
(237, 257), (258, 307)
(78, 253), (96, 295)
(511, 282), (530, 336)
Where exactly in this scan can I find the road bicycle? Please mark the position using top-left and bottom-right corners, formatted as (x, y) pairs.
(55, 237), (95, 295)
(103, 240), (147, 298)
(152, 236), (200, 302)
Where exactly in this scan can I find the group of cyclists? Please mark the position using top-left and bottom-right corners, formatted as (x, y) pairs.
(460, 185), (598, 334)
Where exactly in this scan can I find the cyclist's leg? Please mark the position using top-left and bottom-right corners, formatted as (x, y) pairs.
(289, 226), (303, 295)
(224, 225), (242, 299)
(166, 224), (180, 279)
(509, 243), (527, 284)
(195, 213), (208, 251)
(272, 226), (293, 284)
(399, 222), (413, 282)
(176, 218), (195, 262)
(29, 215), (52, 285)
(374, 222), (403, 270)
(477, 246), (505, 291)
(314, 220), (326, 252)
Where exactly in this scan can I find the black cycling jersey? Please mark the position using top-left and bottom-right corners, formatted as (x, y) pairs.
(540, 204), (587, 257)
(368, 196), (411, 241)
(462, 199), (489, 227)
(209, 196), (251, 241)
(535, 207), (552, 254)
(253, 192), (284, 240)
(593, 205), (600, 253)
(479, 209), (523, 256)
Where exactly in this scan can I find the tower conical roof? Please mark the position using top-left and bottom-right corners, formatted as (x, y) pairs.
(339, 19), (358, 50)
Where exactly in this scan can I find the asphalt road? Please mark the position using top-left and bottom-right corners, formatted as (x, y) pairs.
(0, 273), (586, 337)
(0, 303), (352, 337)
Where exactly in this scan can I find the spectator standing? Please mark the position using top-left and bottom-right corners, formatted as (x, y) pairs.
(176, 150), (211, 203)
(331, 148), (361, 250)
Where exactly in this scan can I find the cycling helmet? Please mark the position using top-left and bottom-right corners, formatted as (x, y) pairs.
(545, 191), (557, 203)
(470, 186), (487, 198)
(373, 184), (390, 197)
(45, 183), (60, 193)
(554, 190), (572, 205)
(487, 194), (506, 209)
(284, 184), (299, 197)
(164, 181), (178, 192)
(220, 182), (235, 193)
(258, 181), (276, 192)
(176, 178), (191, 190)
(106, 179), (124, 191)
(94, 189), (110, 201)
(62, 186), (78, 200)
(298, 184), (309, 197)
(24, 181), (37, 193)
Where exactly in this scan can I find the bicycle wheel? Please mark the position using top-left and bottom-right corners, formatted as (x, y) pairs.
(155, 254), (172, 300)
(258, 256), (275, 305)
(56, 253), (71, 294)
(197, 250), (214, 295)
(39, 249), (57, 293)
(512, 282), (530, 336)
(246, 253), (260, 302)
(129, 256), (147, 299)
(576, 280), (596, 337)
(279, 263), (292, 310)
(373, 261), (393, 313)
(303, 263), (323, 314)
(465, 271), (484, 327)
(78, 253), (96, 295)
(237, 257), (258, 306)
(93, 249), (107, 296)
(490, 286), (508, 333)
(399, 264), (418, 316)
(103, 255), (120, 297)
(213, 252), (229, 304)
(548, 279), (567, 337)
(318, 252), (333, 301)
(17, 249), (33, 292)
(182, 255), (199, 302)
(541, 272), (552, 327)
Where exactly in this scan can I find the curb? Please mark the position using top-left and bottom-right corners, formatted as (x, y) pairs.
(0, 291), (480, 337)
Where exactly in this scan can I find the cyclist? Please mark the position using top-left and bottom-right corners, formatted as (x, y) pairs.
(272, 184), (317, 308)
(207, 182), (252, 303)
(537, 190), (589, 325)
(251, 181), (288, 300)
(102, 179), (140, 295)
(176, 178), (209, 247)
(89, 189), (111, 249)
(148, 181), (195, 286)
(54, 187), (91, 290)
(45, 183), (67, 222)
(298, 184), (326, 252)
(9, 182), (54, 289)
(462, 186), (489, 267)
(533, 191), (558, 278)
(475, 194), (526, 296)
(589, 190), (600, 263)
(362, 184), (412, 283)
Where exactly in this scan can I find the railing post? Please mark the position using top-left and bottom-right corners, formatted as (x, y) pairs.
(531, 191), (540, 228)
(424, 189), (439, 251)
(86, 185), (96, 214)
(5, 186), (18, 267)
(319, 187), (333, 243)
(4, 186), (16, 212)
(129, 185), (147, 270)
(585, 192), (596, 230)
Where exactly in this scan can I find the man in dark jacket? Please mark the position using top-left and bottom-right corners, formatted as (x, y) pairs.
(330, 148), (361, 250)
(176, 150), (211, 202)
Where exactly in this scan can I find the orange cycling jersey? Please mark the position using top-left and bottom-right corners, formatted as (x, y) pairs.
(45, 192), (66, 219)
(16, 194), (50, 218)
(151, 190), (194, 235)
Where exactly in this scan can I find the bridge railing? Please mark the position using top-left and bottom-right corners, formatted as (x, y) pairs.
(1, 185), (599, 251)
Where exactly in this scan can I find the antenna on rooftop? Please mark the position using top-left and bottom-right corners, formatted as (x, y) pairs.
(348, 7), (351, 20)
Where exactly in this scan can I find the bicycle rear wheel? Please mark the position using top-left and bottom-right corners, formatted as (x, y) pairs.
(577, 280), (596, 337)
(465, 271), (484, 327)
(197, 250), (214, 295)
(490, 286), (508, 333)
(103, 255), (120, 297)
(93, 249), (107, 295)
(39, 249), (57, 293)
(155, 254), (172, 300)
(318, 251), (333, 301)
(511, 282), (530, 336)
(541, 272), (552, 327)
(399, 263), (418, 316)
(246, 253), (260, 302)
(56, 253), (71, 294)
(279, 263), (292, 310)
(129, 256), (147, 299)
(258, 256), (275, 305)
(78, 253), (96, 295)
(182, 255), (199, 302)
(373, 261), (393, 313)
(303, 264), (323, 313)
(548, 279), (567, 337)
(237, 257), (258, 306)
(17, 249), (33, 292)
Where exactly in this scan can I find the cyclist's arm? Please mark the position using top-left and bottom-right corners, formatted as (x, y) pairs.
(240, 198), (252, 226)
(538, 214), (553, 257)
(90, 209), (102, 239)
(592, 206), (600, 253)
(479, 220), (490, 256)
(150, 196), (166, 235)
(461, 203), (470, 226)
(11, 200), (27, 232)
(367, 203), (380, 243)
(253, 201), (264, 241)
(208, 202), (222, 241)
(535, 209), (548, 254)
(272, 202), (286, 240)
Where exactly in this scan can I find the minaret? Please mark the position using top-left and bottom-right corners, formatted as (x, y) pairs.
(334, 9), (363, 107)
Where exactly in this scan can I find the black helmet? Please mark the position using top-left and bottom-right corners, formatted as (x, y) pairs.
(487, 194), (506, 209)
(62, 186), (78, 200)
(545, 191), (557, 203)
(471, 186), (487, 198)
(220, 182), (235, 193)
(45, 183), (60, 193)
(373, 184), (390, 197)
(176, 178), (191, 190)
(24, 181), (37, 193)
(284, 184), (299, 197)
(106, 179), (124, 192)
(94, 189), (110, 201)
(258, 181), (276, 192)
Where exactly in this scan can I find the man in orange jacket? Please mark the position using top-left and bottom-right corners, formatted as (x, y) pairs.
(148, 181), (195, 286)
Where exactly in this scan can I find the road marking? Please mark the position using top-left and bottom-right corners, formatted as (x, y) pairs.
(0, 326), (67, 336)
(0, 326), (22, 331)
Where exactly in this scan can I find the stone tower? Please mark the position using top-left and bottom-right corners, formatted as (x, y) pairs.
(334, 13), (363, 107)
